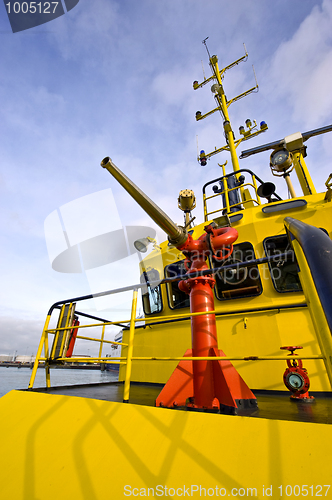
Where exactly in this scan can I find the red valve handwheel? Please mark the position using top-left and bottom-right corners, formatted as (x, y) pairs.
(280, 346), (314, 401)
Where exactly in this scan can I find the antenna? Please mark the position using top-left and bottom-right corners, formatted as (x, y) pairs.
(243, 43), (248, 60)
(202, 37), (211, 59)
(201, 60), (206, 80)
(252, 65), (259, 92)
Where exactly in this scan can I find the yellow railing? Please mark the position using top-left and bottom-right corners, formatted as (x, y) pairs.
(204, 180), (260, 219)
(28, 293), (136, 392)
(202, 169), (267, 222)
(29, 283), (326, 402)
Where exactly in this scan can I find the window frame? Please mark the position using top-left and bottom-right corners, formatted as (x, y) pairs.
(263, 234), (302, 294)
(140, 268), (163, 315)
(164, 259), (191, 310)
(212, 241), (263, 301)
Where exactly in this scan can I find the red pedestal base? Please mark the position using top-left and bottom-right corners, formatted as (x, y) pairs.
(155, 348), (257, 413)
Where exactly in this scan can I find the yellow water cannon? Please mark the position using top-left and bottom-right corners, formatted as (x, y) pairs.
(100, 157), (188, 247)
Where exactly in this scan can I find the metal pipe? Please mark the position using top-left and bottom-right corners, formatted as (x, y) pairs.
(75, 335), (126, 346)
(129, 355), (324, 361)
(284, 173), (296, 198)
(42, 354), (323, 362)
(101, 157), (187, 246)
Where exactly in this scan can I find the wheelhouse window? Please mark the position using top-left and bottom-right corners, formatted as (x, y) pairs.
(263, 235), (302, 293)
(140, 268), (163, 314)
(213, 242), (262, 300)
(165, 260), (190, 309)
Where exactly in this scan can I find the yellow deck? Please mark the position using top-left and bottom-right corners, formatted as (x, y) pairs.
(1, 390), (331, 499)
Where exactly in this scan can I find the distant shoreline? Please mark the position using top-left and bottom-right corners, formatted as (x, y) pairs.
(0, 362), (102, 370)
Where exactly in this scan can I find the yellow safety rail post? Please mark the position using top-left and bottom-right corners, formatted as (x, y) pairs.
(44, 327), (51, 388)
(29, 314), (51, 389)
(221, 162), (230, 213)
(123, 288), (138, 403)
(251, 175), (261, 205)
(292, 239), (332, 388)
(98, 324), (106, 359)
(203, 192), (208, 221)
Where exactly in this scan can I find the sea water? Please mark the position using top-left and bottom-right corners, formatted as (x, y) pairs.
(0, 366), (118, 398)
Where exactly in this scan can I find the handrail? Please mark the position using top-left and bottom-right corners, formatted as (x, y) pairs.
(121, 303), (307, 330)
(284, 217), (332, 333)
(204, 181), (261, 218)
(202, 169), (282, 221)
(284, 217), (332, 387)
(41, 355), (323, 362)
(202, 168), (283, 196)
(45, 251), (294, 316)
(204, 182), (258, 202)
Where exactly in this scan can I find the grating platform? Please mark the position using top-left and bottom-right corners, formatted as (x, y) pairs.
(30, 382), (332, 424)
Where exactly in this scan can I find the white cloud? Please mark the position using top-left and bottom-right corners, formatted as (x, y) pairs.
(0, 315), (44, 355)
(268, 0), (332, 127)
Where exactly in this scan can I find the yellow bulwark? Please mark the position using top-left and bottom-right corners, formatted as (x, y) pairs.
(0, 389), (331, 500)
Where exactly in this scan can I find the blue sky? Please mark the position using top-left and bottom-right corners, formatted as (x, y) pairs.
(1, 0), (332, 356)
